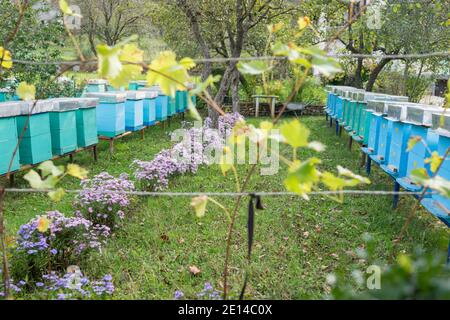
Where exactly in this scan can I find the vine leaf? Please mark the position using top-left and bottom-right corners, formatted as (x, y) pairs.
(280, 119), (310, 148)
(16, 82), (36, 101)
(48, 188), (66, 202)
(425, 151), (443, 173)
(191, 195), (208, 218)
(147, 51), (195, 97)
(37, 216), (50, 233)
(407, 136), (422, 152)
(66, 164), (88, 180)
(0, 47), (13, 69)
(237, 61), (272, 75)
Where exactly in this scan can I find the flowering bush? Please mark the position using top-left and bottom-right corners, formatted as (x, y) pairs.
(134, 113), (244, 191)
(174, 282), (222, 300)
(1, 268), (114, 300)
(12, 211), (110, 281)
(74, 172), (135, 229)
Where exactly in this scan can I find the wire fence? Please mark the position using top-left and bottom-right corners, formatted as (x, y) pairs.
(8, 51), (449, 67)
(2, 188), (435, 197)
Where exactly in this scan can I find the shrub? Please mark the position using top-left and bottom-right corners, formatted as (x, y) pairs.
(1, 269), (115, 300)
(295, 77), (327, 106)
(74, 173), (135, 229)
(12, 211), (110, 281)
(134, 113), (243, 191)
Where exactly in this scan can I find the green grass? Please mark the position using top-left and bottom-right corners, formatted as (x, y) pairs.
(2, 116), (449, 300)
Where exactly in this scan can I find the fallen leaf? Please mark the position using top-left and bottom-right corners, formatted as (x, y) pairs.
(189, 265), (201, 276)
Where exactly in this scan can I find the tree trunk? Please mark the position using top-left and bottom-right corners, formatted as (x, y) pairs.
(366, 58), (393, 92)
(231, 67), (240, 113)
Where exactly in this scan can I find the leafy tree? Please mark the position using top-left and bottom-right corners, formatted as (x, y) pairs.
(307, 0), (449, 92)
(74, 0), (153, 55)
(150, 0), (300, 122)
(0, 0), (66, 97)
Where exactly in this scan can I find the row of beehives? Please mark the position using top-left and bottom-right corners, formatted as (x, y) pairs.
(325, 85), (450, 227)
(0, 81), (193, 175)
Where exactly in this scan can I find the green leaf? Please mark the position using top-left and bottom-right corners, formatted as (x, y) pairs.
(237, 61), (272, 75)
(16, 82), (36, 101)
(191, 196), (208, 218)
(48, 188), (66, 202)
(0, 47), (13, 69)
(425, 152), (443, 173)
(24, 170), (58, 189)
(38, 161), (64, 178)
(407, 136), (422, 152)
(284, 158), (322, 199)
(66, 164), (88, 180)
(280, 119), (310, 148)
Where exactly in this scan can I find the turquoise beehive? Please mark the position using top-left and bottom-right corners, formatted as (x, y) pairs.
(16, 100), (54, 165)
(75, 98), (99, 148)
(0, 88), (14, 102)
(124, 91), (145, 131)
(380, 103), (411, 177)
(84, 92), (127, 138)
(397, 105), (443, 192)
(368, 100), (392, 165)
(138, 88), (158, 126)
(84, 79), (109, 94)
(48, 98), (80, 155)
(128, 80), (147, 91)
(149, 86), (168, 121)
(421, 114), (450, 227)
(176, 90), (187, 113)
(0, 102), (23, 174)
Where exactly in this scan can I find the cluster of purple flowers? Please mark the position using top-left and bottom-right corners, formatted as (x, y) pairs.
(174, 282), (222, 300)
(134, 113), (244, 191)
(16, 211), (110, 276)
(75, 172), (135, 228)
(0, 270), (114, 300)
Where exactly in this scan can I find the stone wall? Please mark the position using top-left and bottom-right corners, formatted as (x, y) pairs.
(223, 102), (325, 117)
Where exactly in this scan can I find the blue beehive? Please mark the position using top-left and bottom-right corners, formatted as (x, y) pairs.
(0, 88), (16, 102)
(397, 105), (443, 192)
(83, 92), (127, 138)
(84, 79), (109, 94)
(75, 98), (99, 148)
(16, 101), (54, 165)
(48, 98), (80, 155)
(138, 88), (158, 126)
(176, 90), (187, 113)
(367, 100), (392, 165)
(0, 102), (22, 174)
(128, 80), (147, 91)
(421, 114), (450, 226)
(325, 86), (333, 115)
(149, 86), (168, 121)
(380, 104), (411, 177)
(124, 91), (145, 131)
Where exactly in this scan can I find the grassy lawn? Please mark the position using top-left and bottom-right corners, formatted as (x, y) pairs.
(2, 115), (449, 300)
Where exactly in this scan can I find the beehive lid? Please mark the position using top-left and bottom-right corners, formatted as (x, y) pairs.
(368, 100), (389, 115)
(83, 92), (127, 103)
(386, 103), (407, 122)
(0, 101), (24, 118)
(49, 98), (81, 112)
(19, 100), (55, 115)
(403, 103), (444, 126)
(146, 85), (164, 95)
(0, 88), (13, 93)
(87, 79), (109, 85)
(125, 91), (146, 100)
(76, 98), (99, 109)
(130, 80), (147, 86)
(138, 88), (159, 99)
(432, 113), (450, 137)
